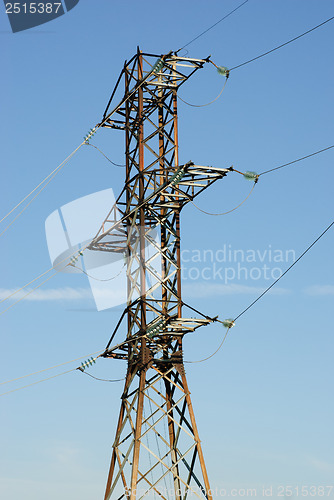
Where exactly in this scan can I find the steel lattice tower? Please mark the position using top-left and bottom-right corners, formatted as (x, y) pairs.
(89, 48), (230, 500)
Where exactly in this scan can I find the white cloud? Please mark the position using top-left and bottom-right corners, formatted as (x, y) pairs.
(0, 286), (128, 305)
(0, 282), (292, 305)
(0, 287), (92, 302)
(52, 443), (81, 467)
(303, 285), (334, 296)
(306, 455), (334, 473)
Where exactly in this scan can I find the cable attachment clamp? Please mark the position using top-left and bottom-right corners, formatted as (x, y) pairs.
(243, 171), (259, 183)
(68, 250), (84, 267)
(152, 58), (165, 74)
(77, 357), (97, 372)
(84, 127), (97, 144)
(222, 319), (235, 329)
(217, 66), (230, 78)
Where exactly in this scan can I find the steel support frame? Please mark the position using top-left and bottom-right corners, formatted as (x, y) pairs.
(90, 49), (230, 500)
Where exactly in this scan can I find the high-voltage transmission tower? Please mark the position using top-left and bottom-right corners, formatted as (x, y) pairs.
(89, 48), (230, 500)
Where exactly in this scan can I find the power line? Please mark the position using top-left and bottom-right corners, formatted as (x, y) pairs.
(0, 229), (98, 314)
(259, 144), (334, 176)
(84, 143), (126, 167)
(72, 262), (126, 281)
(178, 77), (228, 107)
(0, 168), (66, 238)
(0, 272), (57, 317)
(230, 15), (334, 71)
(0, 336), (139, 396)
(0, 267), (55, 305)
(80, 371), (125, 383)
(2, 9), (333, 234)
(183, 220), (334, 363)
(184, 327), (231, 364)
(190, 181), (257, 216)
(2, 221), (332, 386)
(233, 221), (334, 321)
(176, 0), (249, 52)
(0, 62), (161, 234)
(2, 12), (331, 237)
(0, 365), (123, 397)
(0, 143), (83, 228)
(0, 350), (103, 387)
(0, 369), (75, 397)
(0, 255), (77, 314)
(1, 140), (332, 315)
(0, 224), (109, 316)
(1, 142), (331, 314)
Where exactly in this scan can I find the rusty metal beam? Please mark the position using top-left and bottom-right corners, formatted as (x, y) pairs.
(98, 49), (226, 499)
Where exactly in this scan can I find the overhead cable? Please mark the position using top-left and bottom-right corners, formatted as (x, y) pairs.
(80, 371), (125, 383)
(176, 0), (249, 52)
(0, 267), (55, 305)
(71, 262), (126, 282)
(190, 180), (257, 216)
(178, 77), (228, 107)
(184, 327), (231, 364)
(233, 220), (334, 322)
(1, 143), (332, 314)
(2, 220), (333, 388)
(0, 272), (57, 317)
(0, 350), (103, 387)
(0, 144), (82, 227)
(2, 10), (333, 232)
(0, 61), (162, 234)
(184, 220), (334, 363)
(0, 369), (76, 397)
(0, 226), (99, 313)
(2, 12), (332, 234)
(84, 143), (126, 167)
(0, 336), (141, 396)
(229, 15), (334, 71)
(0, 244), (85, 313)
(259, 144), (334, 176)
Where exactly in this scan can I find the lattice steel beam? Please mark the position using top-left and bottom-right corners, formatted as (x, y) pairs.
(90, 48), (229, 500)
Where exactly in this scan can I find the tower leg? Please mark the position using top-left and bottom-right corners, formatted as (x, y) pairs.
(104, 369), (135, 500)
(130, 369), (146, 499)
(164, 376), (182, 500)
(181, 372), (213, 500)
(104, 364), (212, 500)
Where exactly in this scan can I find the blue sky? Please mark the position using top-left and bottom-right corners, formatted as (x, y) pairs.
(1, 1), (333, 499)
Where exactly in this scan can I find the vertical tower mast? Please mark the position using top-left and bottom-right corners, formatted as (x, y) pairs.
(89, 48), (230, 499)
